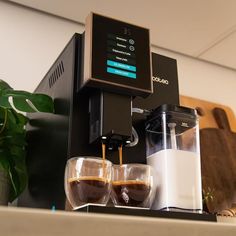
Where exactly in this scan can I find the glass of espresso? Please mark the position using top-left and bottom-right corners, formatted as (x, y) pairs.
(111, 164), (156, 209)
(65, 157), (112, 209)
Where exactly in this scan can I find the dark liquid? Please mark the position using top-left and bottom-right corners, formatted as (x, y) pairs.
(68, 177), (109, 206)
(112, 180), (151, 207)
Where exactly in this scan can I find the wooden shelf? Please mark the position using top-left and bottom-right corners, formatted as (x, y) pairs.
(0, 206), (235, 236)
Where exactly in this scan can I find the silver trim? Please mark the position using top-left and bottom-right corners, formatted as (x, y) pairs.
(83, 12), (93, 86)
(100, 92), (103, 137)
(149, 32), (154, 93)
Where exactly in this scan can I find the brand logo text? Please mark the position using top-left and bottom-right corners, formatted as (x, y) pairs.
(152, 76), (169, 85)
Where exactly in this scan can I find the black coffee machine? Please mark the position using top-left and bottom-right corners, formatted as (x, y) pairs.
(18, 13), (179, 210)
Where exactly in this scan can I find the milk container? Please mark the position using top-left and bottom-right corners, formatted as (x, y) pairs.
(146, 105), (202, 212)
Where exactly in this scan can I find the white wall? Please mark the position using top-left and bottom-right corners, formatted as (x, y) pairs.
(0, 1), (83, 92)
(1, 2), (236, 114)
(153, 47), (236, 112)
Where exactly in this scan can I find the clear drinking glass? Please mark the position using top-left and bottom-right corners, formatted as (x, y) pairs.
(111, 164), (156, 209)
(65, 157), (112, 209)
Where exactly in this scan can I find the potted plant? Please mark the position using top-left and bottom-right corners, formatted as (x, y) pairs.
(0, 79), (54, 204)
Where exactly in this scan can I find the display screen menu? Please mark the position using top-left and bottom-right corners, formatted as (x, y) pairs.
(107, 33), (136, 79)
(90, 13), (152, 97)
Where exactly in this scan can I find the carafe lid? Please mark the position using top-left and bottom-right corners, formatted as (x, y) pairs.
(146, 104), (198, 133)
(150, 104), (197, 119)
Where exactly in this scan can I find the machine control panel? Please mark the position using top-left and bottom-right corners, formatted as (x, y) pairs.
(83, 13), (152, 97)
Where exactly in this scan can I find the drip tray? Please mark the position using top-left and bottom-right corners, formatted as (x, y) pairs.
(76, 205), (217, 222)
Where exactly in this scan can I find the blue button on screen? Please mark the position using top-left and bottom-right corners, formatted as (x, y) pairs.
(107, 60), (136, 72)
(107, 67), (136, 79)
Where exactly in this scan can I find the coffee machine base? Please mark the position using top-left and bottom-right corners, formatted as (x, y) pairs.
(76, 205), (217, 222)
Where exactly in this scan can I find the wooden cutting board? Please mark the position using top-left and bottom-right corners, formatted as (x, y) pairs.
(180, 95), (236, 132)
(180, 96), (236, 213)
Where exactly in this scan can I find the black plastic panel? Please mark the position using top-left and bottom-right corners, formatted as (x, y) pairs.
(77, 205), (217, 222)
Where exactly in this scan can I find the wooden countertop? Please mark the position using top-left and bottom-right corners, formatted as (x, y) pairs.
(0, 206), (236, 236)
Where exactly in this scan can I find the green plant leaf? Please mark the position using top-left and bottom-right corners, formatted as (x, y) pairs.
(0, 80), (12, 92)
(11, 167), (27, 202)
(8, 109), (28, 127)
(6, 108), (16, 123)
(0, 150), (10, 171)
(0, 96), (12, 109)
(3, 110), (27, 136)
(0, 134), (27, 147)
(8, 166), (18, 200)
(12, 97), (36, 112)
(10, 146), (26, 158)
(0, 80), (54, 202)
(5, 152), (27, 202)
(0, 138), (27, 202)
(29, 93), (54, 113)
(0, 89), (54, 113)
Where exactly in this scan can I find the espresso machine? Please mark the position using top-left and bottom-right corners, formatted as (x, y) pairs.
(18, 13), (183, 211)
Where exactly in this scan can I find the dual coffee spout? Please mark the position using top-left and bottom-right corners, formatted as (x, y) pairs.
(89, 90), (132, 150)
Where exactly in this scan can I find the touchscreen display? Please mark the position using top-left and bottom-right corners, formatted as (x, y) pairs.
(87, 13), (152, 97)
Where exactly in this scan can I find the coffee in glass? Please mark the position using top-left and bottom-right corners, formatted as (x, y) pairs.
(111, 164), (156, 208)
(65, 157), (112, 209)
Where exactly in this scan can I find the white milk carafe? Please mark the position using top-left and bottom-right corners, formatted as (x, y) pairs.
(146, 104), (202, 212)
